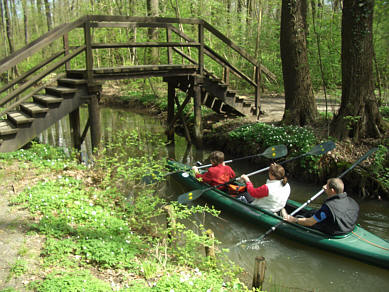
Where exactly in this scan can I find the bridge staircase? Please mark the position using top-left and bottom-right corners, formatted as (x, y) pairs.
(0, 75), (92, 152)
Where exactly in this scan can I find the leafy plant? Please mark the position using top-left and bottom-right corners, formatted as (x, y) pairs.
(0, 142), (82, 171)
(229, 122), (317, 154)
(29, 270), (111, 292)
(370, 145), (389, 191)
(7, 259), (28, 280)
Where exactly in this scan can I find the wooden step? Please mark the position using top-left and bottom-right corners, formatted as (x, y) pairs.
(226, 90), (237, 97)
(45, 86), (77, 97)
(66, 70), (86, 79)
(58, 78), (87, 87)
(7, 111), (34, 126)
(20, 102), (49, 118)
(0, 120), (17, 136)
(33, 94), (64, 107)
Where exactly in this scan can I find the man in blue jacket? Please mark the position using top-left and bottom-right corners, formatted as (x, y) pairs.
(284, 178), (359, 235)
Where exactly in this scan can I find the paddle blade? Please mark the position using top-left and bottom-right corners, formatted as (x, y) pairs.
(177, 189), (204, 204)
(308, 141), (335, 155)
(262, 144), (288, 159)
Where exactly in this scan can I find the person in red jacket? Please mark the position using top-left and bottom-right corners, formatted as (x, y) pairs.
(192, 151), (236, 188)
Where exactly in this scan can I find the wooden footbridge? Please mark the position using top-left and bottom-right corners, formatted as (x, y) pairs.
(0, 15), (271, 152)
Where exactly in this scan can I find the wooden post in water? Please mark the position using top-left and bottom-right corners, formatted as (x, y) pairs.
(205, 229), (215, 258)
(69, 108), (81, 151)
(167, 81), (175, 142)
(163, 205), (176, 245)
(88, 93), (101, 152)
(252, 256), (266, 290)
(254, 65), (261, 119)
(193, 78), (203, 147)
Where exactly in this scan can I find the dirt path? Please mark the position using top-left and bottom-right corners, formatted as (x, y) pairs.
(258, 94), (339, 123)
(0, 163), (43, 291)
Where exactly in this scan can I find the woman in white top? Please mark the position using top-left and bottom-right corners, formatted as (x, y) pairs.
(240, 163), (290, 213)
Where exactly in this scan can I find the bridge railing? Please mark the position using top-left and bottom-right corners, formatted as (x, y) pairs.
(0, 15), (261, 117)
(0, 17), (87, 117)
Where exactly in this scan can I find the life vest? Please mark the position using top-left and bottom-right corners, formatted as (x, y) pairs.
(227, 184), (247, 197)
(314, 192), (359, 235)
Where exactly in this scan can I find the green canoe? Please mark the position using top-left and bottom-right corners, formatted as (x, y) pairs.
(167, 159), (389, 269)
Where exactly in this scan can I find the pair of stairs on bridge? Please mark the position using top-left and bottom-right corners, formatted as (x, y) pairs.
(0, 70), (257, 151)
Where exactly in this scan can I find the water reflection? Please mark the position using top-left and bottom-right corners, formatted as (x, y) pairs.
(38, 106), (389, 292)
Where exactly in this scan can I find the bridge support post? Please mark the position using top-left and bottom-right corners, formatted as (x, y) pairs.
(167, 81), (175, 142)
(69, 108), (81, 151)
(88, 93), (101, 153)
(193, 78), (203, 147)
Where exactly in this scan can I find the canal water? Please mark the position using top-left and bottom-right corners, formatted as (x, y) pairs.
(39, 106), (389, 292)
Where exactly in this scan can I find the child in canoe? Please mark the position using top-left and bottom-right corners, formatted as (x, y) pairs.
(240, 163), (290, 213)
(192, 151), (236, 190)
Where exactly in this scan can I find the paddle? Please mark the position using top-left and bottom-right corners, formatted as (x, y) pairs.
(144, 144), (287, 183)
(239, 140), (336, 178)
(197, 144), (288, 169)
(177, 145), (288, 204)
(255, 147), (378, 242)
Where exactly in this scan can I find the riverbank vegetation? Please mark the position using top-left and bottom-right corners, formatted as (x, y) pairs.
(1, 135), (257, 291)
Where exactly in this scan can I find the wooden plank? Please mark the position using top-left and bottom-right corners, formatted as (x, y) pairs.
(91, 42), (200, 49)
(33, 94), (63, 106)
(89, 15), (201, 25)
(58, 78), (87, 86)
(7, 111), (34, 126)
(0, 120), (17, 136)
(166, 28), (172, 64)
(90, 22), (170, 28)
(172, 48), (197, 64)
(0, 16), (86, 74)
(20, 102), (49, 117)
(198, 23), (204, 76)
(84, 21), (93, 84)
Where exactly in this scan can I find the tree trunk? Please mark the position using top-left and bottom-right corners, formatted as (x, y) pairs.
(147, 0), (159, 64)
(44, 0), (52, 31)
(280, 0), (317, 126)
(2, 0), (18, 76)
(22, 0), (29, 45)
(3, 0), (14, 54)
(330, 0), (383, 141)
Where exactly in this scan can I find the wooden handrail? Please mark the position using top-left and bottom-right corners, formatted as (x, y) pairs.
(202, 20), (258, 67)
(204, 45), (256, 87)
(91, 42), (201, 49)
(0, 16), (86, 75)
(0, 46), (85, 108)
(167, 24), (256, 87)
(90, 22), (170, 29)
(0, 50), (65, 95)
(88, 15), (202, 25)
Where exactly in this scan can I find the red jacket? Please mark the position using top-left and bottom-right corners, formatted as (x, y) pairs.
(196, 164), (236, 186)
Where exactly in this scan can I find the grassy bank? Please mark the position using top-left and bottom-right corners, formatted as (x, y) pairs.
(0, 134), (251, 291)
